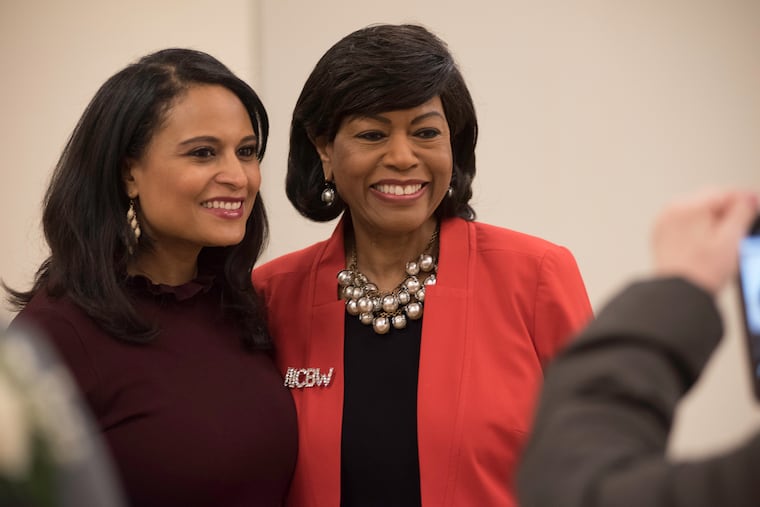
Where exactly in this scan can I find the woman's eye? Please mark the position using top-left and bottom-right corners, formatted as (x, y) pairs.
(357, 131), (385, 141)
(415, 128), (441, 139)
(189, 147), (215, 158)
(238, 145), (257, 158)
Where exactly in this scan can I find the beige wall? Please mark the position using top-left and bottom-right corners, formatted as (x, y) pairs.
(2, 0), (759, 458)
(0, 0), (258, 321)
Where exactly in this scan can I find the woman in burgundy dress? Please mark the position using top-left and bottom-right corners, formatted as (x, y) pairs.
(8, 48), (296, 507)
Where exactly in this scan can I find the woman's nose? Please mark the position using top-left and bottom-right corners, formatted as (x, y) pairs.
(216, 154), (250, 188)
(383, 134), (418, 171)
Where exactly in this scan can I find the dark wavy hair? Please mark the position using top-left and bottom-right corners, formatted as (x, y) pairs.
(287, 23), (478, 222)
(6, 48), (271, 350)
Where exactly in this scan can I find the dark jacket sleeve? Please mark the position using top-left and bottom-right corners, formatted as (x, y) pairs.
(517, 277), (760, 507)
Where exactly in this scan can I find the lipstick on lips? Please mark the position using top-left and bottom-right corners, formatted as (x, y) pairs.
(201, 197), (245, 218)
(371, 180), (427, 201)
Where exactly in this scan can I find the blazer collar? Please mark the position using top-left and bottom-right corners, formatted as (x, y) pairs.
(436, 217), (470, 290)
(313, 217), (348, 307)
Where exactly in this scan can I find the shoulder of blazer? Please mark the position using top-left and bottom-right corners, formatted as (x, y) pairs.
(253, 219), (346, 292)
(253, 240), (328, 285)
(468, 220), (568, 258)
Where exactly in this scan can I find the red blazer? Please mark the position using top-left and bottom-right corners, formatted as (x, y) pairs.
(253, 217), (592, 507)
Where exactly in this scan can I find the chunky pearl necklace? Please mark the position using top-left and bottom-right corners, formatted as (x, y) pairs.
(337, 230), (438, 335)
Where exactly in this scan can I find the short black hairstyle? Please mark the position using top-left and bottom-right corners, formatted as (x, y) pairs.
(7, 48), (271, 349)
(286, 23), (478, 221)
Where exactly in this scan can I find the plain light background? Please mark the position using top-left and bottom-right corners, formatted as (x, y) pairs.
(2, 0), (759, 458)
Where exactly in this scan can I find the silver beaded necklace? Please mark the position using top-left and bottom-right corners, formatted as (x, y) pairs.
(337, 228), (439, 334)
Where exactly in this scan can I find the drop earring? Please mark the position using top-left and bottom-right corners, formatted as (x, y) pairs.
(447, 186), (454, 198)
(127, 199), (141, 254)
(321, 181), (336, 206)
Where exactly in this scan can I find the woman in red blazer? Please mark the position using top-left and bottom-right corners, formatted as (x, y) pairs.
(254, 24), (592, 507)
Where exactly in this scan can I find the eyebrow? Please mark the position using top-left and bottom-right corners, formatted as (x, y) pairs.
(178, 134), (258, 146)
(359, 111), (445, 125)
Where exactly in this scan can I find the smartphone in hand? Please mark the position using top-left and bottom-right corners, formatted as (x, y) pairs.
(739, 214), (760, 401)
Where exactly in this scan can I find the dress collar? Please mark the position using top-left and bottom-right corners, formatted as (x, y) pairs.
(127, 272), (216, 301)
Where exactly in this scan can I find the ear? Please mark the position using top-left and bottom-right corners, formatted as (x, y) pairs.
(312, 136), (334, 181)
(122, 159), (140, 199)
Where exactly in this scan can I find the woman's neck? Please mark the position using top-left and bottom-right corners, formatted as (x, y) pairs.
(349, 219), (438, 292)
(128, 247), (200, 286)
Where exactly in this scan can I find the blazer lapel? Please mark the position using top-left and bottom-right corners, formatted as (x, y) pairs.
(417, 218), (472, 506)
(300, 219), (347, 507)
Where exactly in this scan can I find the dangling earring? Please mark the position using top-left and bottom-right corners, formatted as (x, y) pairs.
(127, 199), (141, 254)
(321, 181), (336, 206)
(447, 186), (454, 198)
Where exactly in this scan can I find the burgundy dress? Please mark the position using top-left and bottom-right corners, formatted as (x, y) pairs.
(12, 275), (297, 507)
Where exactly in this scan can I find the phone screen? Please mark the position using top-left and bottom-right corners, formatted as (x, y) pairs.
(739, 215), (760, 400)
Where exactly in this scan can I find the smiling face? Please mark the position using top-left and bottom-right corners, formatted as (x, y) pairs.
(124, 84), (261, 261)
(316, 96), (452, 240)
